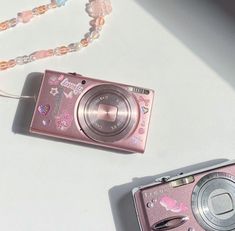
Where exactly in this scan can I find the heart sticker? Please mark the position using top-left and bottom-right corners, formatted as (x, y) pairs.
(38, 104), (50, 116)
(141, 106), (149, 114)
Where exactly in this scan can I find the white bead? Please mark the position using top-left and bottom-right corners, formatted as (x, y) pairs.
(15, 56), (24, 65)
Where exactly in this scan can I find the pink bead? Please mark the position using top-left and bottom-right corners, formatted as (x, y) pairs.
(46, 49), (54, 57)
(86, 0), (112, 18)
(90, 17), (105, 27)
(8, 60), (16, 68)
(33, 50), (50, 59)
(17, 11), (33, 23)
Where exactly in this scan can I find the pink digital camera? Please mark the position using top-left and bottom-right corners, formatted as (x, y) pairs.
(30, 70), (154, 153)
(132, 160), (235, 231)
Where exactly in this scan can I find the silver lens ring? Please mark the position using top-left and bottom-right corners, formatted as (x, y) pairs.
(77, 84), (139, 143)
(192, 172), (235, 231)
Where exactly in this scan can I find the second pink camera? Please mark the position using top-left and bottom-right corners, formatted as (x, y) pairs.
(132, 160), (235, 231)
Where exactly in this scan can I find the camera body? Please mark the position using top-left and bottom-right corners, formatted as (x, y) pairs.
(132, 160), (235, 231)
(30, 70), (154, 153)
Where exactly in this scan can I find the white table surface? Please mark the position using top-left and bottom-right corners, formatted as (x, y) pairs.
(0, 0), (235, 230)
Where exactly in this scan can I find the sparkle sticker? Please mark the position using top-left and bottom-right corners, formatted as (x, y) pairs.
(38, 104), (50, 116)
(55, 111), (73, 131)
(160, 195), (188, 213)
(50, 87), (59, 96)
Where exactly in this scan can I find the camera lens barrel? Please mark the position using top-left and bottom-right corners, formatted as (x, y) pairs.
(192, 172), (235, 231)
(77, 84), (139, 143)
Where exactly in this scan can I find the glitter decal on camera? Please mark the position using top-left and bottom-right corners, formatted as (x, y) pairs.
(160, 195), (188, 213)
(38, 104), (50, 116)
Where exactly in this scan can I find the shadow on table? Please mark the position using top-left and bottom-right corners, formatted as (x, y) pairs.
(12, 72), (43, 135)
(109, 158), (228, 231)
(135, 0), (235, 89)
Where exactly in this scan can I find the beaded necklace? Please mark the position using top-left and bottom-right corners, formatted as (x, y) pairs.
(0, 0), (112, 71)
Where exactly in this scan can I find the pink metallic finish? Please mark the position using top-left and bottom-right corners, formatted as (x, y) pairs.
(97, 104), (118, 122)
(133, 162), (235, 231)
(30, 70), (154, 153)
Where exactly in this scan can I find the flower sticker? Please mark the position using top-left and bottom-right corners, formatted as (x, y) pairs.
(55, 111), (73, 131)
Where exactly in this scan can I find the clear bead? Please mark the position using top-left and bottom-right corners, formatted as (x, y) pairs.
(54, 48), (60, 56)
(78, 43), (83, 50)
(32, 8), (38, 15)
(90, 30), (100, 42)
(96, 26), (103, 32)
(9, 18), (17, 27)
(16, 56), (30, 65)
(25, 55), (31, 63)
(68, 43), (80, 52)
(29, 53), (37, 61)
(15, 56), (24, 65)
(45, 4), (51, 10)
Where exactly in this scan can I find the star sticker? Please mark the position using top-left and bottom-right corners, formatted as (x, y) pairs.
(50, 87), (59, 96)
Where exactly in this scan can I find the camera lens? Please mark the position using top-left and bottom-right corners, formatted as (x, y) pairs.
(192, 172), (235, 231)
(77, 84), (139, 143)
